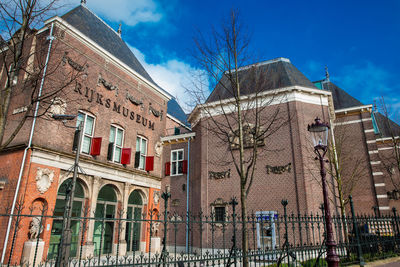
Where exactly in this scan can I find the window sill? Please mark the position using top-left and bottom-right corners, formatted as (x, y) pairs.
(107, 160), (124, 166)
(170, 173), (184, 177)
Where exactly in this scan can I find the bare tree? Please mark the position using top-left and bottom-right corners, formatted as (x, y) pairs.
(188, 10), (288, 266)
(327, 126), (365, 217)
(0, 0), (83, 152)
(377, 97), (400, 194)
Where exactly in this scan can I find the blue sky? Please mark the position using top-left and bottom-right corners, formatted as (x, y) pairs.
(55, 0), (399, 120)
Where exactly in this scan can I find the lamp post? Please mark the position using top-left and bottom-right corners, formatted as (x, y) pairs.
(308, 117), (340, 267)
(53, 114), (83, 267)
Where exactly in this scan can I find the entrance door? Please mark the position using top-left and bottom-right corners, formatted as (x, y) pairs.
(125, 190), (143, 252)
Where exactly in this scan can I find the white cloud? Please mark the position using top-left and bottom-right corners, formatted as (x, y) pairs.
(129, 46), (203, 113)
(335, 61), (394, 102)
(54, 0), (162, 26)
(88, 0), (162, 26)
(334, 61), (400, 123)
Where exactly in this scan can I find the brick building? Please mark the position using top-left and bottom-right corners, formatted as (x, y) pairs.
(0, 3), (177, 264)
(314, 77), (400, 214)
(162, 58), (400, 252)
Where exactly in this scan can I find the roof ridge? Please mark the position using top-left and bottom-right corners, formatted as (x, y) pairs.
(235, 57), (291, 72)
(80, 4), (121, 38)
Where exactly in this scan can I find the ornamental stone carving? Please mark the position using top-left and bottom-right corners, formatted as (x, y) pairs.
(154, 141), (163, 157)
(97, 73), (118, 95)
(153, 191), (160, 205)
(28, 217), (43, 240)
(35, 168), (54, 194)
(148, 103), (163, 120)
(62, 52), (88, 73)
(49, 97), (66, 116)
(229, 124), (264, 149)
(266, 163), (291, 174)
(209, 169), (230, 180)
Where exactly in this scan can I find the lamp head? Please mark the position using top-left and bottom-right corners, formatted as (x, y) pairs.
(307, 117), (330, 149)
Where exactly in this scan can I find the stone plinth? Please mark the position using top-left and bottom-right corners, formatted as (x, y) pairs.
(150, 237), (161, 253)
(80, 242), (95, 259)
(21, 240), (45, 267)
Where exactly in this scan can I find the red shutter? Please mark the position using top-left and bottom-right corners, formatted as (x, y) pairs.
(90, 137), (102, 156)
(165, 162), (170, 176)
(182, 160), (188, 174)
(121, 148), (131, 165)
(145, 156), (154, 172)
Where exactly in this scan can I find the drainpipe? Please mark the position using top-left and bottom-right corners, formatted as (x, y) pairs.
(185, 137), (191, 253)
(329, 119), (340, 213)
(1, 23), (55, 264)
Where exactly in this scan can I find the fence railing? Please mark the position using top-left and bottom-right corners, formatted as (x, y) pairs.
(1, 196), (400, 267)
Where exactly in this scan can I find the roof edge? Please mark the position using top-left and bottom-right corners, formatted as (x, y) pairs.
(189, 85), (332, 123)
(167, 114), (191, 130)
(335, 104), (373, 114)
(234, 57), (291, 73)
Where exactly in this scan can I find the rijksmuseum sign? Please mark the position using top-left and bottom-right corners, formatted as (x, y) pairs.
(73, 80), (163, 131)
(64, 52), (162, 131)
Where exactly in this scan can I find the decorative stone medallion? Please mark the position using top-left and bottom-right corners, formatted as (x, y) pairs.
(35, 168), (54, 194)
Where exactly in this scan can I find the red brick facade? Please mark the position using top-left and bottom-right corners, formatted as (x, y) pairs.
(0, 9), (166, 263)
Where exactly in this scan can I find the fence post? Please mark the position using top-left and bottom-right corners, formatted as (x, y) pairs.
(229, 197), (238, 267)
(392, 208), (399, 235)
(161, 190), (171, 267)
(282, 199), (289, 266)
(349, 195), (365, 267)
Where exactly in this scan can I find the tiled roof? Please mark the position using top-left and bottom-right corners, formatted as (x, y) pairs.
(206, 58), (317, 103)
(167, 98), (189, 126)
(314, 80), (364, 110)
(61, 5), (155, 84)
(374, 112), (400, 138)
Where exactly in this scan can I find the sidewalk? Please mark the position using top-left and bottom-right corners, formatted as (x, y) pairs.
(349, 257), (400, 267)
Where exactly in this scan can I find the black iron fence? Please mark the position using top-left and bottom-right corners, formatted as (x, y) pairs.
(1, 196), (400, 267)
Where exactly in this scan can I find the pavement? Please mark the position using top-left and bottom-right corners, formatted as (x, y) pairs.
(349, 257), (400, 266)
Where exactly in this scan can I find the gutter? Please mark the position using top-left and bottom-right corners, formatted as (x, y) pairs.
(1, 23), (55, 264)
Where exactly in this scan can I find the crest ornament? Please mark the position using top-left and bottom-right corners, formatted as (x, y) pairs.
(36, 168), (54, 194)
(49, 97), (66, 116)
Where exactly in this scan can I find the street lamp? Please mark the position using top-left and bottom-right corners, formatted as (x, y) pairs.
(308, 117), (340, 267)
(52, 114), (83, 267)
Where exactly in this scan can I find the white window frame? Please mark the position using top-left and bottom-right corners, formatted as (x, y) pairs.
(77, 111), (96, 154)
(171, 149), (184, 176)
(136, 136), (147, 170)
(256, 211), (277, 249)
(109, 125), (124, 163)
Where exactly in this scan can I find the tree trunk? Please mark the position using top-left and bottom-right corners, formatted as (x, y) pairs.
(240, 181), (249, 267)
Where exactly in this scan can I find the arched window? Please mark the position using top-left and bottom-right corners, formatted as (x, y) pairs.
(94, 185), (117, 255)
(49, 179), (85, 259)
(126, 190), (143, 252)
